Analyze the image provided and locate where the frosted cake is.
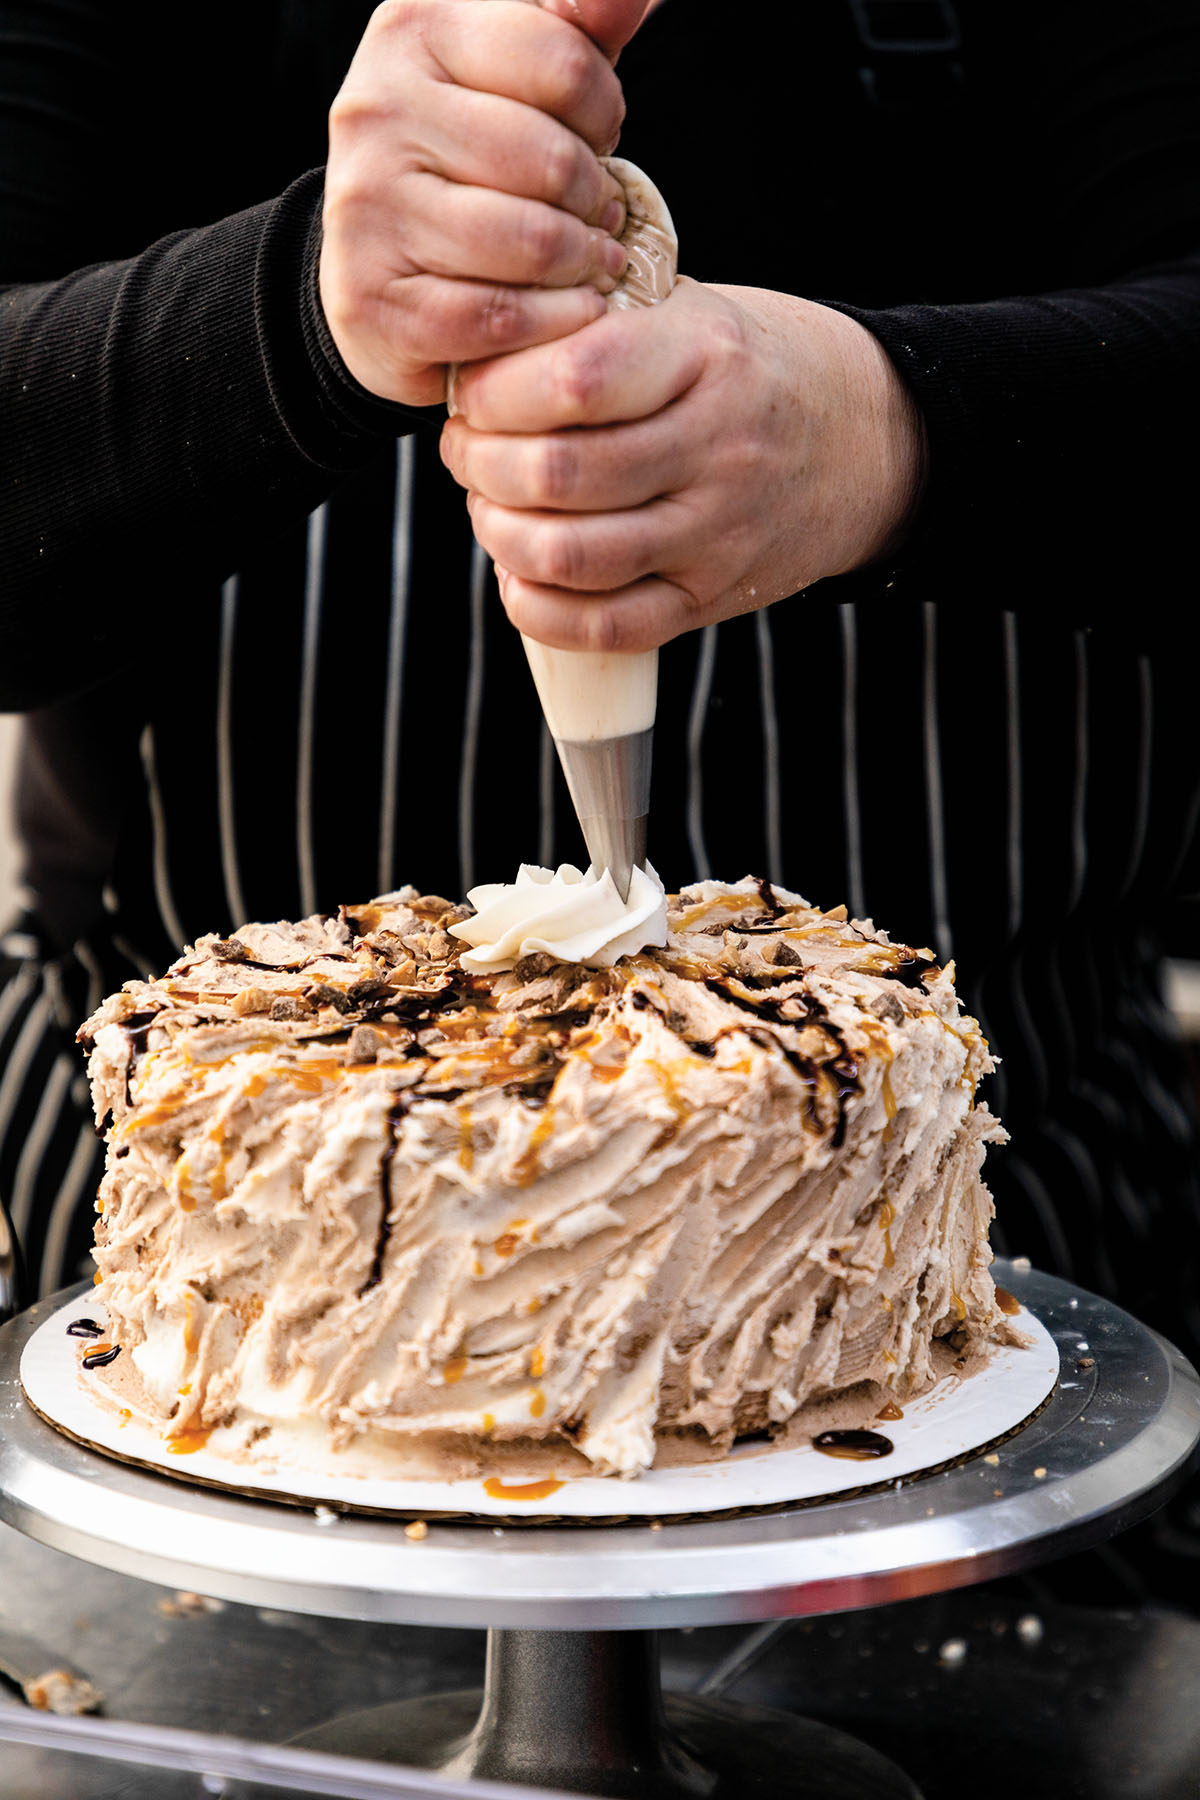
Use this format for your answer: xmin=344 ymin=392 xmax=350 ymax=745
xmin=78 ymin=874 xmax=1008 ymax=1480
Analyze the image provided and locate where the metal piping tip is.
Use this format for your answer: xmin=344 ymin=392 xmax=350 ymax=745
xmin=552 ymin=729 xmax=654 ymax=905
xmin=579 ymin=813 xmax=647 ymax=905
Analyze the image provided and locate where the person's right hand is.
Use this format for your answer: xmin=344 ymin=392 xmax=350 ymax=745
xmin=319 ymin=0 xmax=645 ymax=408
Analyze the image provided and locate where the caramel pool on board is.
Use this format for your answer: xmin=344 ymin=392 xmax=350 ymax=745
xmin=482 ymin=1477 xmax=565 ymax=1502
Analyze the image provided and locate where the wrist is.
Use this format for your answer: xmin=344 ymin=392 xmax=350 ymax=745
xmin=818 ymin=303 xmax=928 ymax=573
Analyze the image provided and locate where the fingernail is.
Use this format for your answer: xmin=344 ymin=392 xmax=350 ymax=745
xmin=604 ymin=237 xmax=628 ymax=279
xmin=602 ymin=197 xmax=625 ymax=237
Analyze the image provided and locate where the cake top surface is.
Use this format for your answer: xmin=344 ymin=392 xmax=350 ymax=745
xmin=78 ymin=878 xmax=956 ymax=1131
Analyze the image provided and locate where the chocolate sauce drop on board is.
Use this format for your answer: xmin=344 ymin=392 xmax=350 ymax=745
xmin=66 ymin=1318 xmax=104 ymax=1338
xmin=813 ymin=1429 xmax=894 ymax=1460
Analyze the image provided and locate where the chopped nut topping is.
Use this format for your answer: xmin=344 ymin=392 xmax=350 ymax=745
xmin=870 ymin=993 xmax=905 ymax=1025
xmin=270 ymin=997 xmax=312 ymax=1022
xmin=232 ymin=988 xmax=271 ymax=1018
xmin=514 ymin=952 xmax=558 ymax=982
xmin=347 ymin=1025 xmax=385 ymax=1062
xmin=211 ymin=938 xmax=251 ymax=963
xmin=306 ymin=984 xmax=353 ymax=1015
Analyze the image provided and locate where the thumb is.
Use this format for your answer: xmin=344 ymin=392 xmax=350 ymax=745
xmin=536 ymin=0 xmax=652 ymax=61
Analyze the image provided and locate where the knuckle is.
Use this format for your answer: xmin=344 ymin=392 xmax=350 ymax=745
xmin=550 ymin=338 xmax=607 ymax=417
xmin=370 ymin=0 xmax=423 ymax=40
xmin=538 ymin=521 xmax=584 ymax=588
xmin=530 ymin=438 xmax=578 ymax=506
xmin=710 ymin=305 xmax=754 ymax=370
xmin=478 ymin=286 xmax=527 ymax=347
xmin=517 ymin=204 xmax=568 ymax=282
xmin=545 ymin=29 xmax=596 ymax=114
xmin=539 ymin=133 xmax=582 ymax=208
xmin=579 ymin=606 xmax=625 ymax=654
xmin=722 ymin=428 xmax=760 ymax=485
xmin=328 ymin=85 xmax=384 ymax=143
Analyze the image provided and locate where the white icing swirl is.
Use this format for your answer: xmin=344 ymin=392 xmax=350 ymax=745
xmin=449 ymin=863 xmax=668 ymax=973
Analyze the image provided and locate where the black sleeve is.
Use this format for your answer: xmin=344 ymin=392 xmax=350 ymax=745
xmin=830 ymin=258 xmax=1200 ymax=636
xmin=825 ymin=5 xmax=1200 ymax=638
xmin=0 ymin=3 xmax=418 ymax=710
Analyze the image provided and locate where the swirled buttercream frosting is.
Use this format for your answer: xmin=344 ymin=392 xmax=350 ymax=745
xmin=78 ymin=878 xmax=1011 ymax=1484
xmin=450 ymin=862 xmax=668 ymax=974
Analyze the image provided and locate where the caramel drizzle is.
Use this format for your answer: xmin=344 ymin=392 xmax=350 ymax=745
xmin=482 ymin=1477 xmax=563 ymax=1501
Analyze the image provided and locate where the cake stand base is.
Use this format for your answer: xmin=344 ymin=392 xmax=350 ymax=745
xmin=284 ymin=1628 xmax=923 ymax=1798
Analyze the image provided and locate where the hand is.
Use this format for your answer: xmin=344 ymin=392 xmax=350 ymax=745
xmin=319 ymin=0 xmax=647 ymax=407
xmin=440 ymin=280 xmax=928 ymax=649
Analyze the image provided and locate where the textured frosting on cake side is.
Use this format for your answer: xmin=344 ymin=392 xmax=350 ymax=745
xmin=79 ymin=879 xmax=1007 ymax=1478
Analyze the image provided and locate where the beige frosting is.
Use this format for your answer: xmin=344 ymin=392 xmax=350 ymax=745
xmin=80 ymin=880 xmax=1007 ymax=1479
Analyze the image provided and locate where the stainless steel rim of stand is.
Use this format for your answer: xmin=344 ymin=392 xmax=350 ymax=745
xmin=281 ymin=1627 xmax=923 ymax=1799
xmin=6 ymin=1264 xmax=1200 ymax=1799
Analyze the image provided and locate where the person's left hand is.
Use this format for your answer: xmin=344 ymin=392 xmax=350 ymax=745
xmin=440 ymin=279 xmax=926 ymax=651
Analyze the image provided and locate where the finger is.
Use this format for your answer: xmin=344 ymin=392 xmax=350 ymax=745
xmin=441 ymin=411 xmax=693 ymax=511
xmin=467 ymin=489 xmax=698 ymax=592
xmin=454 ymin=283 xmax=704 ymax=430
xmin=496 ymin=566 xmax=699 ymax=653
xmin=331 ymin=275 xmax=608 ymax=401
xmin=398 ymin=172 xmax=626 ymax=290
xmin=428 ymin=1 xmax=626 ymax=151
xmin=419 ymin=84 xmax=625 ymax=227
xmin=532 ymin=0 xmax=653 ymax=63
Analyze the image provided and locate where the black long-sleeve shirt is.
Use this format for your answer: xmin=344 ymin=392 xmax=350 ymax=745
xmin=2 ymin=0 xmax=1200 ymax=1483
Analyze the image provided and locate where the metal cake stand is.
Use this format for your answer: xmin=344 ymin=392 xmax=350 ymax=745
xmin=2 ymin=1261 xmax=1198 ymax=1799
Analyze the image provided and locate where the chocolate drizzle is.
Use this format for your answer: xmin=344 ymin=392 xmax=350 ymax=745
xmin=813 ymin=1428 xmax=894 ymax=1460
xmin=360 ymin=1098 xmax=409 ymax=1296
xmin=701 ymin=976 xmax=860 ymax=1141
xmin=65 ymin=1317 xmax=104 ymax=1339
xmin=119 ymin=1011 xmax=164 ymax=1106
xmin=703 ymin=976 xmax=821 ymax=1032
xmin=755 ymin=877 xmax=784 ymax=914
xmin=81 ymin=1343 xmax=121 ymax=1370
xmin=876 ymin=956 xmax=935 ymax=990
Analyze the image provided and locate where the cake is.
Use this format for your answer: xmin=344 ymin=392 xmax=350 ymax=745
xmin=78 ymin=874 xmax=1008 ymax=1480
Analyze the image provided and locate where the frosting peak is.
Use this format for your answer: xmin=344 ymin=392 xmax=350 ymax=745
xmin=449 ymin=863 xmax=668 ymax=973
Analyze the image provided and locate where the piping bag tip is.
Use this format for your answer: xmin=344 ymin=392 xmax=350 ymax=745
xmin=552 ymin=730 xmax=653 ymax=908
xmin=581 ymin=814 xmax=649 ymax=905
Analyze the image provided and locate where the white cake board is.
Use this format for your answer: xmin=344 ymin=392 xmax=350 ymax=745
xmin=20 ymin=1294 xmax=1058 ymax=1520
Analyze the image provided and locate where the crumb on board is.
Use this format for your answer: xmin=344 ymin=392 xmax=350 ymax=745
xmin=25 ymin=1669 xmax=103 ymax=1715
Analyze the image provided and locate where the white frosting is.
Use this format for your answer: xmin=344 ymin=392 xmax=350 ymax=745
xmin=449 ymin=862 xmax=668 ymax=973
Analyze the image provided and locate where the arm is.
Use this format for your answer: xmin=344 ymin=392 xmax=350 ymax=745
xmin=0 ymin=172 xmax=401 ymax=709
xmin=0 ymin=0 xmax=637 ymax=708
xmin=443 ymin=4 xmax=1200 ymax=650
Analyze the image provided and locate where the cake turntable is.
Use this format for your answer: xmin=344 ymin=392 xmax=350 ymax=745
xmin=1 ymin=1260 xmax=1197 ymax=1799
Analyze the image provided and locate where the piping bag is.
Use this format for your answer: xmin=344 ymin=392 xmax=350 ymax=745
xmin=522 ymin=158 xmax=677 ymax=901
xmin=452 ymin=158 xmax=678 ymax=901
